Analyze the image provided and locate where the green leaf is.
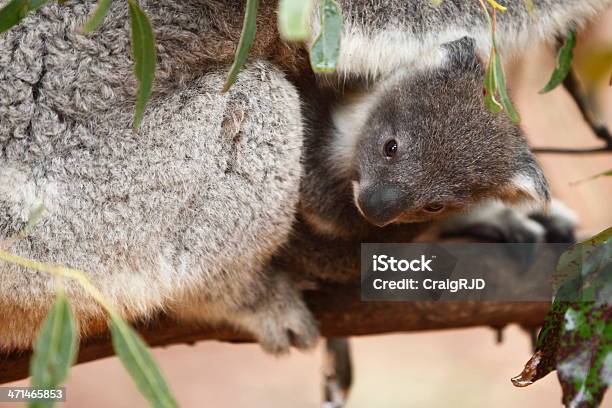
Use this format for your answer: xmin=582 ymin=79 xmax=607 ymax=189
xmin=557 ymin=303 xmax=611 ymax=407
xmin=278 ymin=0 xmax=313 ymax=41
xmin=29 ymin=292 xmax=77 ymax=408
xmin=582 ymin=169 xmax=612 ymax=181
xmin=484 ymin=51 xmax=502 ymax=114
xmin=555 ymin=228 xmax=611 ymax=298
xmin=492 ymin=49 xmax=521 ymax=123
xmin=479 ymin=3 xmax=520 ymax=123
xmin=540 ymin=31 xmax=577 ymax=94
xmin=81 ymin=0 xmax=113 ymax=33
xmin=110 ymin=315 xmax=178 ymax=408
xmin=513 ymin=228 xmax=612 ymax=407
xmin=0 ymin=0 xmax=49 ymax=34
xmin=577 ymin=48 xmax=612 ymax=88
xmin=128 ymin=0 xmax=156 ymax=129
xmin=222 ymin=0 xmax=258 ymax=92
xmin=309 ymin=0 xmax=342 ymax=73
xmin=599 ymin=169 xmax=612 ymax=177
xmin=27 ymin=0 xmax=47 ymax=11
xmin=574 ymin=169 xmax=612 ymax=185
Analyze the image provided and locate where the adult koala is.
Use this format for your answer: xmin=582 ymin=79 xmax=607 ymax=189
xmin=0 ymin=0 xmax=608 ymax=354
xmin=0 ymin=0 xmax=315 ymax=354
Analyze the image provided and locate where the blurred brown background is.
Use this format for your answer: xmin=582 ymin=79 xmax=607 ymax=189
xmin=3 ymin=10 xmax=611 ymax=408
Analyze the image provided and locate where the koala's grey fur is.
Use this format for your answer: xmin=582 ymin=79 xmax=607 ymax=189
xmin=323 ymin=0 xmax=612 ymax=79
xmin=0 ymin=0 xmax=608 ymax=354
xmin=0 ymin=0 xmax=317 ymax=353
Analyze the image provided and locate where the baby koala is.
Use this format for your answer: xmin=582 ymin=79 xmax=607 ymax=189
xmin=299 ymin=37 xmax=549 ymax=241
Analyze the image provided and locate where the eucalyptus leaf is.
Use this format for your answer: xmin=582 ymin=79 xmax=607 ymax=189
xmin=480 ymin=3 xmax=520 ymax=123
xmin=492 ymin=50 xmax=521 ymax=123
xmin=484 ymin=51 xmax=502 ymax=113
xmin=513 ymin=228 xmax=612 ymax=408
xmin=27 ymin=0 xmax=47 ymax=11
xmin=128 ymin=0 xmax=156 ymax=130
xmin=81 ymin=0 xmax=113 ymax=33
xmin=557 ymin=303 xmax=611 ymax=407
xmin=556 ymin=228 xmax=612 ymax=290
xmin=578 ymin=48 xmax=612 ymax=87
xmin=540 ymin=31 xmax=577 ymax=94
xmin=278 ymin=0 xmax=313 ymax=41
xmin=222 ymin=0 xmax=258 ymax=92
xmin=29 ymin=292 xmax=77 ymax=408
xmin=110 ymin=316 xmax=179 ymax=408
xmin=309 ymin=0 xmax=342 ymax=73
xmin=575 ymin=169 xmax=612 ymax=185
xmin=0 ymin=0 xmax=49 ymax=34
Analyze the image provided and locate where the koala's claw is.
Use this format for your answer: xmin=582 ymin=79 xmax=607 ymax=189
xmin=528 ymin=199 xmax=578 ymax=244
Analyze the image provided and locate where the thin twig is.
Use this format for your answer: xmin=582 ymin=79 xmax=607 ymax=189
xmin=562 ymin=67 xmax=612 ymax=148
xmin=532 ymin=41 xmax=612 ymax=156
xmin=531 ymin=146 xmax=611 ymax=154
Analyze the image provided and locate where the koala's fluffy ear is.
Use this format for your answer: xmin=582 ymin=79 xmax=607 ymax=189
xmin=498 ymin=153 xmax=551 ymax=209
xmin=442 ymin=36 xmax=481 ymax=69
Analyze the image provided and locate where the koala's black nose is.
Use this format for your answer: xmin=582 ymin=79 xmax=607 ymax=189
xmin=357 ymin=184 xmax=403 ymax=227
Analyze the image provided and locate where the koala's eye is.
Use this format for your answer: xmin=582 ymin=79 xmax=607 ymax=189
xmin=423 ymin=203 xmax=444 ymax=213
xmin=383 ymin=139 xmax=398 ymax=158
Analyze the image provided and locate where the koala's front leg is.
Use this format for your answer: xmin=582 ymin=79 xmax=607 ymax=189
xmin=425 ymin=200 xmax=578 ymax=244
xmin=174 ymin=266 xmax=319 ymax=354
xmin=233 ymin=269 xmax=319 ymax=353
xmin=149 ymin=61 xmax=320 ymax=354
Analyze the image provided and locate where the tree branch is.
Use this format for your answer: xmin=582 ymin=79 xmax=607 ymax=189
xmin=0 ymin=283 xmax=551 ymax=384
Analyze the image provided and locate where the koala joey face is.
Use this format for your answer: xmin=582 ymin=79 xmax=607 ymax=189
xmin=342 ymin=38 xmax=549 ymax=227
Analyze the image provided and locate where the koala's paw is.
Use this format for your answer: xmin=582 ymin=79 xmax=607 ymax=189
xmin=437 ymin=201 xmax=544 ymax=243
xmin=528 ymin=199 xmax=578 ymax=244
xmin=247 ymin=299 xmax=319 ymax=355
xmin=437 ymin=199 xmax=578 ymax=244
xmin=238 ymin=277 xmax=319 ymax=354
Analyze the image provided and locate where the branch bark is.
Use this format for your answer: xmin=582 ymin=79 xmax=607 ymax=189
xmin=0 ymin=283 xmax=550 ymax=384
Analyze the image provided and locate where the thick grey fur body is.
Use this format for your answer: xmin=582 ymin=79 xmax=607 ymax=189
xmin=0 ymin=0 xmax=607 ymax=353
xmin=0 ymin=0 xmax=316 ymax=353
